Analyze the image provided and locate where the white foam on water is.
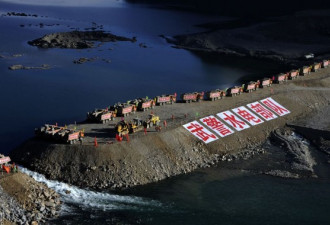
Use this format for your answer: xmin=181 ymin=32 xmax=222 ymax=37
xmin=20 ymin=167 xmax=162 ymax=211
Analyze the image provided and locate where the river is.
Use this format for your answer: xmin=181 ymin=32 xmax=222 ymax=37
xmin=1 ymin=1 xmax=329 ymax=224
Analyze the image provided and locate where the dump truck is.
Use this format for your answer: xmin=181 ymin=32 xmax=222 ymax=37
xmin=205 ymin=89 xmax=225 ymax=101
xmin=275 ymin=73 xmax=288 ymax=83
xmin=261 ymin=78 xmax=272 ymax=88
xmin=145 ymin=114 xmax=160 ymax=128
xmin=35 ymin=124 xmax=64 ymax=138
xmin=136 ymin=98 xmax=154 ymax=111
xmin=87 ymin=108 xmax=115 ymax=124
xmin=312 ymin=62 xmax=321 ymax=72
xmin=111 ymin=103 xmax=136 ymax=117
xmin=244 ymin=82 xmax=258 ymax=93
xmin=321 ymin=60 xmax=329 ymax=68
xmin=115 ymin=120 xmax=130 ymax=136
xmin=300 ymin=66 xmax=311 ymax=76
xmin=227 ymin=86 xmax=242 ymax=96
xmin=181 ymin=92 xmax=204 ymax=103
xmin=154 ymin=94 xmax=177 ymax=105
xmin=55 ymin=129 xmax=84 ymax=144
xmin=288 ymin=70 xmax=299 ymax=80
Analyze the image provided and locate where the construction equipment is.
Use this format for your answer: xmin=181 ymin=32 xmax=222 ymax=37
xmin=227 ymin=86 xmax=242 ymax=96
xmin=134 ymin=98 xmax=154 ymax=111
xmin=288 ymin=70 xmax=299 ymax=80
xmin=35 ymin=124 xmax=83 ymax=144
xmin=205 ymin=89 xmax=225 ymax=101
xmin=243 ymin=81 xmax=258 ymax=93
xmin=300 ymin=66 xmax=311 ymax=76
xmin=115 ymin=120 xmax=130 ymax=136
xmin=260 ymin=78 xmax=272 ymax=88
xmin=275 ymin=73 xmax=288 ymax=83
xmin=35 ymin=124 xmax=64 ymax=138
xmin=128 ymin=118 xmax=145 ymax=133
xmin=154 ymin=94 xmax=177 ymax=105
xmin=87 ymin=108 xmax=115 ymax=124
xmin=55 ymin=129 xmax=84 ymax=144
xmin=111 ymin=103 xmax=136 ymax=117
xmin=321 ymin=60 xmax=329 ymax=68
xmin=312 ymin=62 xmax=321 ymax=72
xmin=181 ymin=92 xmax=204 ymax=103
xmin=145 ymin=114 xmax=160 ymax=128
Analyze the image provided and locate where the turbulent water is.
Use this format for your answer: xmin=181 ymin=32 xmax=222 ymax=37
xmin=1 ymin=1 xmax=330 ymax=224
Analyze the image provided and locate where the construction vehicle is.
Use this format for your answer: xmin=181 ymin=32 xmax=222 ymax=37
xmin=321 ymin=60 xmax=329 ymax=68
xmin=54 ymin=128 xmax=84 ymax=144
xmin=111 ymin=103 xmax=136 ymax=117
xmin=205 ymin=89 xmax=225 ymax=101
xmin=145 ymin=114 xmax=160 ymax=128
xmin=128 ymin=118 xmax=145 ymax=133
xmin=181 ymin=92 xmax=204 ymax=103
xmin=300 ymin=66 xmax=311 ymax=76
xmin=312 ymin=62 xmax=321 ymax=72
xmin=260 ymin=78 xmax=272 ymax=88
xmin=154 ymin=94 xmax=177 ymax=105
xmin=87 ymin=108 xmax=115 ymax=124
xmin=135 ymin=98 xmax=154 ymax=111
xmin=275 ymin=73 xmax=288 ymax=83
xmin=227 ymin=86 xmax=243 ymax=96
xmin=35 ymin=124 xmax=64 ymax=139
xmin=115 ymin=120 xmax=130 ymax=136
xmin=288 ymin=70 xmax=299 ymax=80
xmin=243 ymin=81 xmax=258 ymax=93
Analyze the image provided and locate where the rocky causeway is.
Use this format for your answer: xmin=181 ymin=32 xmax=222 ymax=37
xmin=10 ymin=66 xmax=330 ymax=191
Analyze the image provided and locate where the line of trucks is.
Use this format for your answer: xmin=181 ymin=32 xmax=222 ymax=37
xmin=35 ymin=59 xmax=329 ymax=144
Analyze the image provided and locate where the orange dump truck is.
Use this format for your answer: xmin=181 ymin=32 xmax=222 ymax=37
xmin=87 ymin=108 xmax=116 ymax=124
xmin=35 ymin=124 xmax=84 ymax=144
xmin=111 ymin=103 xmax=136 ymax=117
xmin=55 ymin=129 xmax=84 ymax=144
xmin=205 ymin=89 xmax=225 ymax=101
xmin=300 ymin=66 xmax=311 ymax=76
xmin=154 ymin=94 xmax=177 ymax=105
xmin=181 ymin=92 xmax=204 ymax=103
xmin=275 ymin=73 xmax=288 ymax=83
xmin=312 ymin=62 xmax=321 ymax=72
xmin=288 ymin=70 xmax=299 ymax=80
xmin=35 ymin=124 xmax=64 ymax=138
xmin=261 ymin=78 xmax=272 ymax=88
xmin=227 ymin=86 xmax=243 ymax=96
xmin=321 ymin=60 xmax=329 ymax=68
xmin=244 ymin=82 xmax=258 ymax=93
xmin=137 ymin=99 xmax=155 ymax=111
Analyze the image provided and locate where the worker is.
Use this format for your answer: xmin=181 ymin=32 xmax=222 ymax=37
xmin=163 ymin=120 xmax=167 ymax=128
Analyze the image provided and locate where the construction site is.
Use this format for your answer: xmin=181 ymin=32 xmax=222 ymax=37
xmin=32 ymin=60 xmax=329 ymax=146
xmin=10 ymin=58 xmax=330 ymax=191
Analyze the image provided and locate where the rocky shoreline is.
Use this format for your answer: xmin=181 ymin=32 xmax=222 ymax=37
xmin=0 ymin=172 xmax=61 ymax=225
xmin=168 ymin=9 xmax=330 ymax=65
xmin=10 ymin=66 xmax=330 ymax=191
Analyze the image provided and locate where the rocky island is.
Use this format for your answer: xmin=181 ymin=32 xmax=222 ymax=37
xmin=28 ymin=31 xmax=136 ymax=49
